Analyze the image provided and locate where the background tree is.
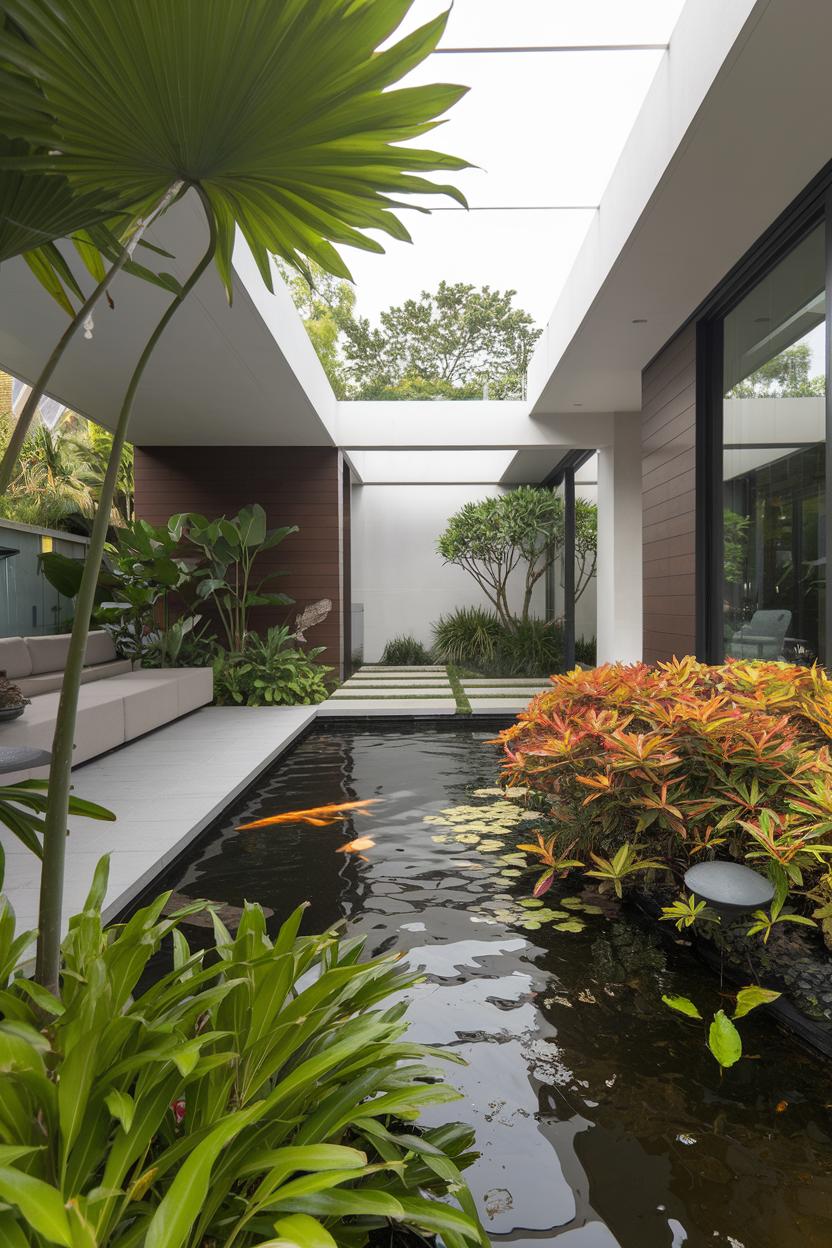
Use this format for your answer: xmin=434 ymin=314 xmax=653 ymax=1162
xmin=284 ymin=276 xmax=541 ymax=399
xmin=276 ymin=261 xmax=357 ymax=398
xmin=727 ymin=343 xmax=825 ymax=397
xmin=438 ymin=487 xmax=597 ymax=630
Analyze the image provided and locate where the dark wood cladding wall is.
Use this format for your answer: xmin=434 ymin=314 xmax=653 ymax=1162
xmin=642 ymin=323 xmax=697 ymax=662
xmin=134 ymin=446 xmax=346 ymax=673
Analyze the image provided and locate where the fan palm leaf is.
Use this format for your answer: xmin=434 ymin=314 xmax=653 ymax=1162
xmin=0 ymin=0 xmax=470 ymax=296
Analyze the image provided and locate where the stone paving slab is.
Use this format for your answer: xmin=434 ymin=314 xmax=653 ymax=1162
xmin=330 ymin=689 xmax=452 ymax=699
xmin=466 ymin=698 xmax=533 ymax=714
xmin=347 ymin=676 xmax=452 ymax=685
xmin=318 ymin=698 xmax=457 ymax=717
xmin=1 ymin=705 xmax=318 ymax=941
xmin=358 ymin=665 xmax=445 ymax=672
xmin=461 ymin=678 xmax=551 ymax=687
xmin=462 ymin=686 xmax=544 ymax=698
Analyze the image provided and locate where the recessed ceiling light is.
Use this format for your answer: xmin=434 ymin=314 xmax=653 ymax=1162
xmin=573 ymin=403 xmax=583 ymax=408
xmin=632 ymin=318 xmax=648 ymax=324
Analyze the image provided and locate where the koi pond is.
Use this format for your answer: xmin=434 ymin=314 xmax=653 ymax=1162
xmin=140 ymin=722 xmax=832 ymax=1247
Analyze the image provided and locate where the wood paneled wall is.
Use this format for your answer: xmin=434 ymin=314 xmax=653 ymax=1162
xmin=641 ymin=324 xmax=697 ymax=662
xmin=134 ymin=446 xmax=347 ymax=674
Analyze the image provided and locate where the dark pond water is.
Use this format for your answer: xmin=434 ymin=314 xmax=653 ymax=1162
xmin=142 ymin=722 xmax=832 ymax=1248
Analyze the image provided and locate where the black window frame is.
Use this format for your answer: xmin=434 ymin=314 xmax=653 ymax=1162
xmin=695 ymin=162 xmax=832 ymax=662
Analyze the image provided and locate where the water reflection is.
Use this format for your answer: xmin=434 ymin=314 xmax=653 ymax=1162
xmin=143 ymin=724 xmax=832 ymax=1247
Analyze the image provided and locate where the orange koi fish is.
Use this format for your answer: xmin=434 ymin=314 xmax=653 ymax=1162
xmin=236 ymin=798 xmax=380 ymax=831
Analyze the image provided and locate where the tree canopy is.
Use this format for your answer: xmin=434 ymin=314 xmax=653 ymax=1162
xmin=728 ymin=343 xmax=825 ymax=398
xmin=283 ymin=270 xmax=541 ymax=400
xmin=437 ymin=487 xmax=597 ymax=628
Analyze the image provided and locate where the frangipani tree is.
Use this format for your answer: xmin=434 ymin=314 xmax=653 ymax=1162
xmin=0 ymin=0 xmax=469 ymax=988
xmin=438 ymin=487 xmax=597 ymax=630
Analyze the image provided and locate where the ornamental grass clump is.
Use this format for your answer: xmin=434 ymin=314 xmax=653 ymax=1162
xmin=497 ymin=657 xmax=832 ymax=932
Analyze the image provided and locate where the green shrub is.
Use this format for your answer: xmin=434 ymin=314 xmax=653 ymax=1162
xmin=213 ymin=626 xmax=331 ymax=706
xmin=494 ymin=617 xmax=562 ymax=677
xmin=575 ymin=635 xmax=596 ymax=666
xmin=380 ymin=635 xmax=433 ymax=665
xmin=432 ymin=606 xmax=502 ymax=667
xmin=0 ymin=858 xmax=487 ymax=1247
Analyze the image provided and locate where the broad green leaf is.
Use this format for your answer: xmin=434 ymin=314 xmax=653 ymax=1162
xmin=2 ymin=0 xmax=470 ymax=298
xmin=105 ymin=1090 xmax=136 ymax=1134
xmin=661 ymin=995 xmax=702 ymax=1020
xmin=0 ymin=1211 xmax=29 ymax=1248
xmin=708 ymin=1010 xmax=742 ymax=1069
xmin=733 ymin=986 xmax=781 ymax=1019
xmin=0 ymin=1165 xmax=72 ymax=1246
xmin=270 ymin=1213 xmax=337 ymax=1248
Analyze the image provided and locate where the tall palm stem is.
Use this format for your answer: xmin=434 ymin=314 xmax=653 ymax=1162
xmin=0 ymin=182 xmax=183 ymax=495
xmin=35 ymin=193 xmax=216 ymax=990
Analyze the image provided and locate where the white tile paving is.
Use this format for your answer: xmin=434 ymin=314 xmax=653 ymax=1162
xmin=1 ymin=706 xmax=317 ymax=938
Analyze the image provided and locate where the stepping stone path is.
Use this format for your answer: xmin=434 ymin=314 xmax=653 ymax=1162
xmin=318 ymin=667 xmax=552 ymax=717
xmin=319 ymin=665 xmax=457 ymax=716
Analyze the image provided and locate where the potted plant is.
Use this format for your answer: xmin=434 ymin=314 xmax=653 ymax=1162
xmin=0 ymin=669 xmax=28 ymax=722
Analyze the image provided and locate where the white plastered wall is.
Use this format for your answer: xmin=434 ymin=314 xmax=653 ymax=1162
xmin=351 ymin=483 xmax=551 ymax=661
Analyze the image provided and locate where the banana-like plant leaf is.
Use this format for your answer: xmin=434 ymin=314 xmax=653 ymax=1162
xmin=0 ymin=0 xmax=471 ymax=298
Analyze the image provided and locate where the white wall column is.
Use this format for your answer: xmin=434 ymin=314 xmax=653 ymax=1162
xmin=596 ymin=411 xmax=643 ymax=664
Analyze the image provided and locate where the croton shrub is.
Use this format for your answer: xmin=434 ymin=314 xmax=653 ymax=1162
xmin=498 ymin=657 xmax=832 ymax=940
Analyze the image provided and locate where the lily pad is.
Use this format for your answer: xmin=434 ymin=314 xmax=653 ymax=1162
xmin=582 ymin=904 xmax=604 ymax=916
xmin=560 ymin=898 xmax=585 ymax=911
xmin=471 ymin=787 xmax=504 ymax=797
xmin=522 ymin=920 xmax=542 ymax=931
xmin=499 ymin=869 xmax=523 ymax=878
xmin=455 ymin=833 xmax=481 ymax=844
xmin=477 ymin=840 xmax=505 ymax=852
xmin=553 ymin=920 xmax=586 ymax=933
xmin=520 ymin=898 xmax=543 ymax=908
xmin=431 ymin=834 xmax=450 ymax=843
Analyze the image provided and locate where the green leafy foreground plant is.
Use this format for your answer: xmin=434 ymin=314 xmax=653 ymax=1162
xmin=213 ymin=627 xmax=332 ymax=707
xmin=662 ymin=985 xmax=781 ymax=1071
xmin=0 ymin=858 xmax=487 ymax=1247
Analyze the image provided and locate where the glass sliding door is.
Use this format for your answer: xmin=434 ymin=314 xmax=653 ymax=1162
xmin=721 ymin=224 xmax=826 ymax=664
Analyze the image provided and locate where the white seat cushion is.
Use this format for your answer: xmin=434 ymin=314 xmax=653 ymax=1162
xmin=0 ymin=637 xmax=32 ymax=680
xmin=0 ymin=682 xmax=127 ymax=781
xmin=24 ymin=634 xmax=71 ymax=675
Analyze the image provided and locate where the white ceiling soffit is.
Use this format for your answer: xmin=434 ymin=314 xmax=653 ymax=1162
xmin=333 ymin=401 xmax=614 ymax=451
xmin=527 ymin=0 xmax=832 ymax=416
xmin=0 ymin=192 xmax=337 ymax=446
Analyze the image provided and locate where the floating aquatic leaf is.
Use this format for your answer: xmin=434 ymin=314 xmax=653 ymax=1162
xmin=560 ymin=898 xmax=585 ymax=911
xmin=520 ymin=898 xmax=543 ymax=909
xmin=431 ymin=834 xmax=450 ymax=843
xmin=553 ymin=920 xmax=585 ymax=933
xmin=522 ymin=920 xmax=542 ymax=930
xmin=500 ymin=869 xmax=523 ymax=878
xmin=471 ymin=787 xmax=504 ymax=797
xmin=455 ymin=833 xmax=481 ymax=844
xmin=582 ymin=904 xmax=604 ymax=915
xmin=477 ymin=840 xmax=504 ymax=852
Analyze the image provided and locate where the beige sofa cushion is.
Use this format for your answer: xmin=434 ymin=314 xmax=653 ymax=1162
xmin=80 ymin=658 xmax=132 ymax=684
xmin=25 ymin=634 xmax=71 ymax=675
xmin=16 ymin=671 xmax=64 ymax=698
xmin=84 ymin=630 xmax=117 ymax=667
xmin=130 ymin=667 xmax=214 ymax=715
xmin=0 ymin=681 xmax=126 ymax=781
xmin=0 ymin=637 xmax=33 ymax=680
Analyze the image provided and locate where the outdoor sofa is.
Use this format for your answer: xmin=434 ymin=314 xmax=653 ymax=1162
xmin=0 ymin=631 xmax=213 ymax=782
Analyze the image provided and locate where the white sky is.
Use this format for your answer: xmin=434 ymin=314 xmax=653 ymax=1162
xmin=341 ymin=0 xmax=687 ymax=327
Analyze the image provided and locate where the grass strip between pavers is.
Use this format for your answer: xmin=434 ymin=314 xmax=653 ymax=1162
xmin=446 ymin=664 xmax=471 ymax=715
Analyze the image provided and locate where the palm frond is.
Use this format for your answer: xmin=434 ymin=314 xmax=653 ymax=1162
xmin=0 ymin=0 xmax=471 ymax=298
